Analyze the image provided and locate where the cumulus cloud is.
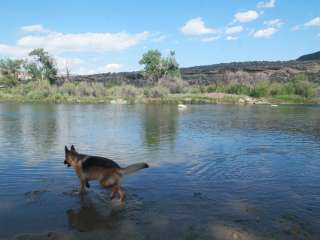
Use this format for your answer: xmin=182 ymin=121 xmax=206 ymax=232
xmin=304 ymin=17 xmax=320 ymax=27
xmin=226 ymin=36 xmax=238 ymax=41
xmin=253 ymin=27 xmax=278 ymax=38
xmin=180 ymin=17 xmax=215 ymax=35
xmin=151 ymin=34 xmax=167 ymax=42
xmin=0 ymin=44 xmax=30 ymax=58
xmin=104 ymin=63 xmax=123 ymax=72
xmin=75 ymin=63 xmax=123 ymax=75
xmin=20 ymin=24 xmax=50 ymax=33
xmin=55 ymin=56 xmax=84 ymax=73
xmin=264 ymin=19 xmax=283 ymax=28
xmin=234 ymin=10 xmax=259 ymax=23
xmin=225 ymin=26 xmax=244 ymax=34
xmin=17 ymin=31 xmax=149 ymax=53
xmin=257 ymin=0 xmax=276 ymax=9
xmin=201 ymin=36 xmax=221 ymax=42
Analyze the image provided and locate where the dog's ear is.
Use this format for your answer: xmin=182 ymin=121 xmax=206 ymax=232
xmin=71 ymin=145 xmax=76 ymax=152
xmin=65 ymin=145 xmax=69 ymax=153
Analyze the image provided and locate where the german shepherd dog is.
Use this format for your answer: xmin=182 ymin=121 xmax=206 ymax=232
xmin=64 ymin=145 xmax=149 ymax=202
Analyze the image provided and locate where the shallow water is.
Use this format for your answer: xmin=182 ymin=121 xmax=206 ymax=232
xmin=0 ymin=103 xmax=320 ymax=239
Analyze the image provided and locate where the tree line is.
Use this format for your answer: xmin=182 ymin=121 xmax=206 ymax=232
xmin=0 ymin=48 xmax=181 ymax=87
xmin=0 ymin=48 xmax=58 ymax=86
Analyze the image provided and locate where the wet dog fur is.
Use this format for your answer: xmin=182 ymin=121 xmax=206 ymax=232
xmin=64 ymin=145 xmax=149 ymax=201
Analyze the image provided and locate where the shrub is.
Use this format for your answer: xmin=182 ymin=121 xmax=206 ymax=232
xmin=120 ymin=85 xmax=142 ymax=99
xmin=293 ymin=80 xmax=316 ymax=98
xmin=184 ymin=86 xmax=201 ymax=94
xmin=159 ymin=77 xmax=188 ymax=94
xmin=250 ymin=81 xmax=269 ymax=97
xmin=144 ymin=86 xmax=169 ymax=98
xmin=226 ymin=83 xmax=251 ymax=95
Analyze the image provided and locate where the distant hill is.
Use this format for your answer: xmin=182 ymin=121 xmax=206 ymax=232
xmin=297 ymin=51 xmax=320 ymax=61
xmin=69 ymin=54 xmax=320 ymax=86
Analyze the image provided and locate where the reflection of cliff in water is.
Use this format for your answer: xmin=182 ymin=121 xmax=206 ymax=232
xmin=201 ymin=105 xmax=320 ymax=138
xmin=143 ymin=104 xmax=178 ymax=146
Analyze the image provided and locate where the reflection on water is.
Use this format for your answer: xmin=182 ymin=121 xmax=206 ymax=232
xmin=143 ymin=104 xmax=178 ymax=146
xmin=66 ymin=194 xmax=126 ymax=232
xmin=0 ymin=103 xmax=320 ymax=239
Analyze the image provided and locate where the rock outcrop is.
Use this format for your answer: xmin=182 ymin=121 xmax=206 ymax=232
xmin=69 ymin=60 xmax=320 ymax=86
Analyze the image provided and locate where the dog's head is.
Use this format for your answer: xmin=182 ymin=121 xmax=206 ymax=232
xmin=64 ymin=145 xmax=78 ymax=167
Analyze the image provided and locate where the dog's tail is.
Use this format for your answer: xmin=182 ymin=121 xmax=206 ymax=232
xmin=119 ymin=163 xmax=149 ymax=175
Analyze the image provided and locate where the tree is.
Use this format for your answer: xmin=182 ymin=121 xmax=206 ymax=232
xmin=0 ymin=59 xmax=24 ymax=86
xmin=139 ymin=49 xmax=181 ymax=84
xmin=27 ymin=48 xmax=58 ymax=84
xmin=161 ymin=51 xmax=180 ymax=79
xmin=139 ymin=49 xmax=163 ymax=83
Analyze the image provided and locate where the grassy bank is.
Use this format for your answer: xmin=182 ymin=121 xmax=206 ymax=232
xmin=0 ymin=80 xmax=319 ymax=104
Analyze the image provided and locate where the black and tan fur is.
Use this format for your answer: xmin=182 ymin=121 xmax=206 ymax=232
xmin=64 ymin=145 xmax=149 ymax=201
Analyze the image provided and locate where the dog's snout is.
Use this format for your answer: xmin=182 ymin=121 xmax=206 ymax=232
xmin=64 ymin=160 xmax=71 ymax=167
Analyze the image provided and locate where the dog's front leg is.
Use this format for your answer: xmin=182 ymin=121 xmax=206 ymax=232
xmin=79 ymin=179 xmax=86 ymax=194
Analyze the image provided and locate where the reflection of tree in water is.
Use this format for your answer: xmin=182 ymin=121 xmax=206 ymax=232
xmin=26 ymin=104 xmax=58 ymax=152
xmin=143 ymin=105 xmax=178 ymax=146
xmin=0 ymin=104 xmax=59 ymax=164
xmin=0 ymin=104 xmax=24 ymax=147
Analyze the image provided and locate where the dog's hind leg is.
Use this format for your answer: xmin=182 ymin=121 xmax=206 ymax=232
xmin=110 ymin=185 xmax=118 ymax=200
xmin=118 ymin=186 xmax=126 ymax=202
xmin=110 ymin=185 xmax=125 ymax=201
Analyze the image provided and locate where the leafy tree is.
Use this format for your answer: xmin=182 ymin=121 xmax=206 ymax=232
xmin=162 ymin=50 xmax=180 ymax=79
xmin=139 ymin=49 xmax=163 ymax=83
xmin=0 ymin=59 xmax=24 ymax=86
xmin=27 ymin=48 xmax=58 ymax=84
xmin=23 ymin=61 xmax=41 ymax=82
xmin=139 ymin=49 xmax=181 ymax=84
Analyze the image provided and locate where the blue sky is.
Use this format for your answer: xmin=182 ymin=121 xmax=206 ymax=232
xmin=0 ymin=0 xmax=319 ymax=74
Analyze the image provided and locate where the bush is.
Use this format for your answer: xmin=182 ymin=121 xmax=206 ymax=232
xmin=159 ymin=77 xmax=188 ymax=93
xmin=184 ymin=86 xmax=201 ymax=94
xmin=120 ymin=85 xmax=142 ymax=99
xmin=226 ymin=84 xmax=251 ymax=95
xmin=144 ymin=86 xmax=169 ymax=98
xmin=250 ymin=81 xmax=269 ymax=97
xmin=206 ymin=85 xmax=217 ymax=93
xmin=293 ymin=80 xmax=316 ymax=98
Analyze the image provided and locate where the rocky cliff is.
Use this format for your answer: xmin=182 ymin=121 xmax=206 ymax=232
xmin=70 ymin=60 xmax=320 ymax=86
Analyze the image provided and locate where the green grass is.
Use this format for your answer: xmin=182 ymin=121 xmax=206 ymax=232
xmin=0 ymin=80 xmax=319 ymax=104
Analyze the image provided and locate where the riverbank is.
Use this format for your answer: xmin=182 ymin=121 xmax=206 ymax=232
xmin=0 ymin=92 xmax=318 ymax=105
xmin=0 ymin=81 xmax=318 ymax=104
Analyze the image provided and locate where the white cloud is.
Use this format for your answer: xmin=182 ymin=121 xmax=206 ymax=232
xmin=55 ymin=56 xmax=84 ymax=73
xmin=257 ymin=0 xmax=276 ymax=9
xmin=180 ymin=17 xmax=215 ymax=35
xmin=20 ymin=24 xmax=50 ymax=33
xmin=254 ymin=27 xmax=278 ymax=38
xmin=264 ymin=19 xmax=283 ymax=28
xmin=225 ymin=26 xmax=244 ymax=34
xmin=291 ymin=25 xmax=302 ymax=31
xmin=226 ymin=36 xmax=238 ymax=41
xmin=17 ymin=31 xmax=149 ymax=53
xmin=0 ymin=44 xmax=30 ymax=58
xmin=305 ymin=17 xmax=320 ymax=27
xmin=75 ymin=63 xmax=123 ymax=75
xmin=151 ymin=34 xmax=167 ymax=42
xmin=201 ymin=36 xmax=221 ymax=42
xmin=234 ymin=10 xmax=259 ymax=23
xmin=104 ymin=63 xmax=123 ymax=73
